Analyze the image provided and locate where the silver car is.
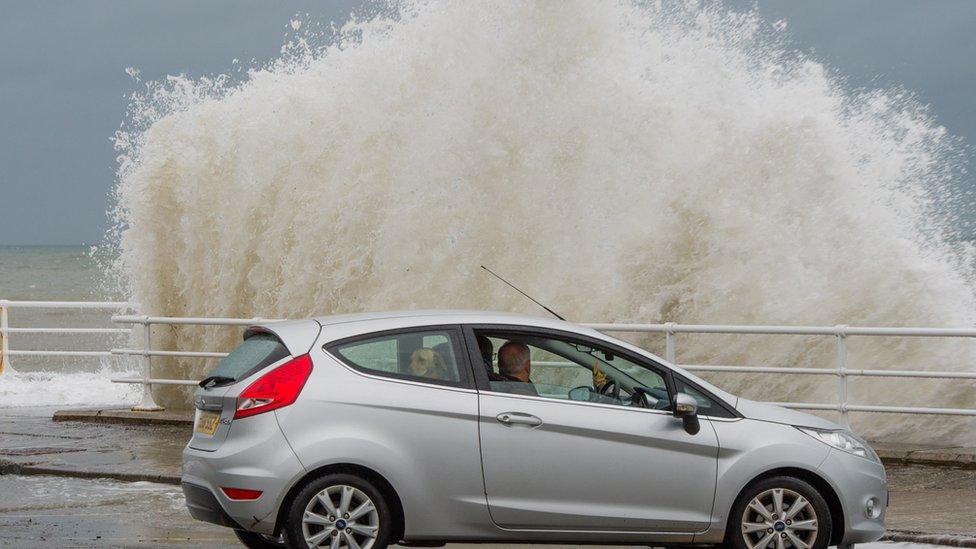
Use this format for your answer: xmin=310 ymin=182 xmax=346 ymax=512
xmin=182 ymin=311 xmax=886 ymax=549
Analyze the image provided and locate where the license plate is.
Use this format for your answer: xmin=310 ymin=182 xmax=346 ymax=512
xmin=195 ymin=411 xmax=221 ymax=436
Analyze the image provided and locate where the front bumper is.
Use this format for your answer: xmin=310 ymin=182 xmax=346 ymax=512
xmin=818 ymin=448 xmax=887 ymax=544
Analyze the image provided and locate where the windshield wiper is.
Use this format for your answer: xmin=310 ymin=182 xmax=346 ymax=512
xmin=198 ymin=375 xmax=235 ymax=389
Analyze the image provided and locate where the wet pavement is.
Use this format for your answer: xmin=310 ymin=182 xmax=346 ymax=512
xmin=886 ymin=465 xmax=976 ymax=537
xmin=1 ymin=407 xmax=975 ymax=546
xmin=0 ymin=475 xmax=236 ymax=547
xmin=0 ymin=477 xmax=959 ymax=549
xmin=0 ymin=407 xmax=184 ymax=483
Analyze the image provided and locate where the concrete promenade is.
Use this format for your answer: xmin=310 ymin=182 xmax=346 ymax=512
xmin=1 ymin=407 xmax=974 ymax=547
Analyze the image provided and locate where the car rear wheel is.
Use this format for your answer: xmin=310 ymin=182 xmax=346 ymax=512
xmin=728 ymin=476 xmax=832 ymax=549
xmin=284 ymin=473 xmax=393 ymax=549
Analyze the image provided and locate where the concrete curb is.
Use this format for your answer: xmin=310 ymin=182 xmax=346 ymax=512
xmin=877 ymin=449 xmax=976 ymax=469
xmin=884 ymin=530 xmax=976 ymax=547
xmin=52 ymin=408 xmax=192 ymax=427
xmin=0 ymin=458 xmax=181 ymax=485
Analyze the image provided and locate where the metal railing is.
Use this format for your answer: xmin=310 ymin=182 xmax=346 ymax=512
xmin=110 ymin=315 xmax=976 ymax=424
xmin=109 ymin=314 xmax=286 ymax=410
xmin=2 ymin=300 xmax=975 ymax=427
xmin=585 ymin=322 xmax=976 ymax=426
xmin=0 ymin=300 xmax=133 ymax=367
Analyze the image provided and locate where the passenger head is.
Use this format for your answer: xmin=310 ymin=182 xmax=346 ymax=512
xmin=409 ymin=348 xmax=448 ymax=379
xmin=497 ymin=341 xmax=531 ymax=382
xmin=476 ymin=335 xmax=493 ymax=367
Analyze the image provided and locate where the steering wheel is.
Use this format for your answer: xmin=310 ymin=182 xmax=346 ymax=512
xmin=629 ymin=387 xmax=650 ymax=408
xmin=597 ymin=378 xmax=620 ymax=401
xmin=631 ymin=386 xmax=672 ymax=410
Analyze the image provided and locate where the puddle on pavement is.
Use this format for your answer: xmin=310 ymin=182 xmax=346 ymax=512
xmin=0 ymin=475 xmax=185 ymax=514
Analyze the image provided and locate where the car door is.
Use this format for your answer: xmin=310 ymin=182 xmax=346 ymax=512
xmin=465 ymin=325 xmax=720 ymax=533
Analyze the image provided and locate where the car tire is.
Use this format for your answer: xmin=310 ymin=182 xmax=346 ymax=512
xmin=727 ymin=476 xmax=832 ymax=549
xmin=234 ymin=529 xmax=288 ymax=548
xmin=284 ymin=473 xmax=394 ymax=549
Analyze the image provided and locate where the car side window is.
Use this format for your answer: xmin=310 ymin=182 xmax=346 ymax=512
xmin=673 ymin=377 xmax=736 ymax=418
xmin=331 ymin=329 xmax=465 ymax=386
xmin=474 ymin=330 xmax=672 ymax=411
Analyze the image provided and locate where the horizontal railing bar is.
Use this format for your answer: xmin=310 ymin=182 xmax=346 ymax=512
xmin=0 ymin=300 xmax=131 ymax=309
xmin=6 ymin=350 xmax=113 ymax=357
xmin=847 ymin=369 xmax=976 ymax=380
xmin=778 ymin=403 xmax=841 ymax=411
xmin=681 ymin=365 xmax=976 ymax=380
xmin=683 ymin=365 xmax=835 ymax=375
xmin=585 ymin=323 xmax=837 ymax=335
xmin=111 ymin=349 xmax=228 ymax=359
xmin=584 ymin=323 xmax=976 ymax=337
xmin=2 ymin=327 xmax=131 ymax=334
xmin=111 ymin=377 xmax=200 ymax=386
xmin=741 ymin=402 xmax=976 ymax=416
xmin=112 ymin=315 xmax=283 ymax=326
xmin=845 ymin=404 xmax=976 ymax=416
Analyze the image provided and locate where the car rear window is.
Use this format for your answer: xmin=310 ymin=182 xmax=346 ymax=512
xmin=207 ymin=333 xmax=290 ymax=382
xmin=329 ymin=328 xmax=466 ymax=386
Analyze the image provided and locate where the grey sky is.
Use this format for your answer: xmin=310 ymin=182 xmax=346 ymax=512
xmin=1 ymin=0 xmax=974 ymax=245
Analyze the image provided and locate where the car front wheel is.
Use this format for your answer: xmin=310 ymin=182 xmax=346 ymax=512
xmin=284 ymin=473 xmax=393 ymax=549
xmin=728 ymin=476 xmax=832 ymax=549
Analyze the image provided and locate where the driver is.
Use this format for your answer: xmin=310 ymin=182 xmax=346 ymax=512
xmin=497 ymin=341 xmax=538 ymax=396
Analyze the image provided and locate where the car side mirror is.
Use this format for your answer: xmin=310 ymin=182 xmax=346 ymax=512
xmin=674 ymin=392 xmax=700 ymax=435
xmin=568 ymin=386 xmax=591 ymax=402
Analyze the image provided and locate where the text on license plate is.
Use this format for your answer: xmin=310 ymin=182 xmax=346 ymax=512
xmin=195 ymin=411 xmax=221 ymax=436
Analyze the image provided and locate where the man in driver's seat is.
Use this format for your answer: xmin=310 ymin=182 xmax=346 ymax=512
xmin=497 ymin=341 xmax=538 ymax=396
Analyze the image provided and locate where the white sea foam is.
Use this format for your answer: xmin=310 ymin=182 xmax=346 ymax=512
xmin=0 ymin=365 xmax=141 ymax=408
xmin=108 ymin=1 xmax=975 ymax=443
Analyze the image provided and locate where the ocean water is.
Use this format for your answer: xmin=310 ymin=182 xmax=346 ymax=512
xmin=0 ymin=246 xmax=141 ymax=407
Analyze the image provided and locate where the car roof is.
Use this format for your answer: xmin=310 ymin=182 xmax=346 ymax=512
xmin=313 ymin=309 xmax=587 ymax=330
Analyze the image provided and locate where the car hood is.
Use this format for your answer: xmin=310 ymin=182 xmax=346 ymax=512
xmin=735 ymin=398 xmax=842 ymax=430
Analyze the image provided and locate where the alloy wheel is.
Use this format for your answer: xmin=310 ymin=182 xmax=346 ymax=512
xmin=301 ymin=484 xmax=380 ymax=549
xmin=740 ymin=487 xmax=819 ymax=549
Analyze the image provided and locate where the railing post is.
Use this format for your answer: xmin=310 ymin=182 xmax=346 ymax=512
xmin=0 ymin=301 xmax=12 ymax=375
xmin=131 ymin=316 xmax=163 ymax=412
xmin=665 ymin=322 xmax=676 ymax=363
xmin=835 ymin=324 xmax=850 ymax=429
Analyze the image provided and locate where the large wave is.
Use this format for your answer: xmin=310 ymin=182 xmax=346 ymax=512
xmin=109 ymin=0 xmax=975 ymax=443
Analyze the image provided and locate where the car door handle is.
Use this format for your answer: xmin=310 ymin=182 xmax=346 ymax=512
xmin=496 ymin=412 xmax=543 ymax=427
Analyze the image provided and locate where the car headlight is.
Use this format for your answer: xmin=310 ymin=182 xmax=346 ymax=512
xmin=796 ymin=427 xmax=880 ymax=463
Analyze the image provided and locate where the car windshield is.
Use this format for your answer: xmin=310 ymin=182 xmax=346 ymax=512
xmin=541 ymin=338 xmax=654 ymax=388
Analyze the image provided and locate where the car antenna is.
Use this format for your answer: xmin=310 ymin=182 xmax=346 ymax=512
xmin=480 ymin=265 xmax=566 ymax=321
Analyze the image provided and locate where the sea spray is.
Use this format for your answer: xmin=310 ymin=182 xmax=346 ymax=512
xmin=109 ymin=1 xmax=975 ymax=443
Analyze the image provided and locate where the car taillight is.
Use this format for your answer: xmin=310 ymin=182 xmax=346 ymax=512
xmin=234 ymin=354 xmax=313 ymax=419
